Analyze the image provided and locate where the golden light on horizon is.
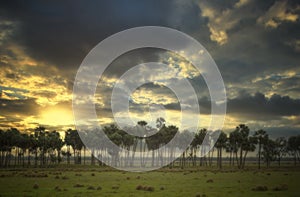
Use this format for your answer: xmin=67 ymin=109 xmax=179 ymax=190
xmin=39 ymin=108 xmax=74 ymax=127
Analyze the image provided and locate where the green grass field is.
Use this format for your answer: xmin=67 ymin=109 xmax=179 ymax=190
xmin=0 ymin=166 xmax=299 ymax=197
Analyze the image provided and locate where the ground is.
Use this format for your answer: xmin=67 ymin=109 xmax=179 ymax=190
xmin=0 ymin=166 xmax=299 ymax=197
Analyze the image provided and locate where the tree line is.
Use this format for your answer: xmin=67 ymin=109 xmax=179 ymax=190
xmin=0 ymin=122 xmax=300 ymax=169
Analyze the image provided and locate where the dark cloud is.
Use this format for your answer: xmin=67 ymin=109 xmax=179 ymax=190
xmin=32 ymin=90 xmax=57 ymax=99
xmin=257 ymin=127 xmax=300 ymax=139
xmin=0 ymin=0 xmax=203 ymax=74
xmin=227 ymin=92 xmax=300 ymax=118
xmin=0 ymin=98 xmax=40 ymax=116
xmin=197 ymin=0 xmax=300 ymax=86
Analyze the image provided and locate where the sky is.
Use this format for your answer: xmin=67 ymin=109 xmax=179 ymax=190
xmin=0 ymin=0 xmax=299 ymax=138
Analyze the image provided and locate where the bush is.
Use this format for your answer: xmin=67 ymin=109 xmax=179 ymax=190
xmin=136 ymin=185 xmax=143 ymax=190
xmin=112 ymin=185 xmax=119 ymax=190
xmin=146 ymin=186 xmax=155 ymax=192
xmin=87 ymin=186 xmax=95 ymax=190
xmin=54 ymin=186 xmax=61 ymax=192
xmin=33 ymin=183 xmax=39 ymax=189
xmin=97 ymin=186 xmax=102 ymax=190
xmin=136 ymin=185 xmax=154 ymax=192
xmin=273 ymin=184 xmax=288 ymax=191
xmin=61 ymin=176 xmax=68 ymax=180
xmin=206 ymin=179 xmax=214 ymax=183
xmin=252 ymin=185 xmax=268 ymax=191
xmin=73 ymin=184 xmax=84 ymax=188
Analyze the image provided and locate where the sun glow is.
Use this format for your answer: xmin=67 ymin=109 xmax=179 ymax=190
xmin=39 ymin=108 xmax=74 ymax=126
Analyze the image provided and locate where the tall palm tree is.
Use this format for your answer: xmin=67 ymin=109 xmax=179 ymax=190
xmin=215 ymin=131 xmax=227 ymax=169
xmin=275 ymin=137 xmax=287 ymax=167
xmin=287 ymin=136 xmax=299 ymax=166
xmin=231 ymin=124 xmax=256 ymax=169
xmin=196 ymin=129 xmax=208 ymax=166
xmin=262 ymin=138 xmax=277 ymax=167
xmin=253 ymin=129 xmax=268 ymax=169
xmin=65 ymin=129 xmax=84 ymax=164
xmin=137 ymin=121 xmax=148 ymax=167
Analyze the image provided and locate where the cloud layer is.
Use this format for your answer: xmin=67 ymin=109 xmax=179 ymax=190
xmin=0 ymin=0 xmax=299 ymax=137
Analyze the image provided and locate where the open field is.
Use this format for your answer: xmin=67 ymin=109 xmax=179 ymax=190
xmin=0 ymin=166 xmax=299 ymax=197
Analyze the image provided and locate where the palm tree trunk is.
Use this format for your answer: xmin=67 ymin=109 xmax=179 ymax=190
xmin=258 ymin=142 xmax=261 ymax=169
xmin=83 ymin=147 xmax=86 ymax=165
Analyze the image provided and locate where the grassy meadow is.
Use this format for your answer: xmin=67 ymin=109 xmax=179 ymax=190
xmin=0 ymin=166 xmax=299 ymax=197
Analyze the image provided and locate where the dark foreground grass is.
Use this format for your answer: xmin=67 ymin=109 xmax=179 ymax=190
xmin=0 ymin=166 xmax=299 ymax=197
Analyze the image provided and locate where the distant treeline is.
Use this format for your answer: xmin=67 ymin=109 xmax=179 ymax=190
xmin=0 ymin=121 xmax=299 ymax=169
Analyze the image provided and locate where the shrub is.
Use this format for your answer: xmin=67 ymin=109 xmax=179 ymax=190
xmin=54 ymin=186 xmax=61 ymax=192
xmin=206 ymin=179 xmax=214 ymax=183
xmin=136 ymin=185 xmax=154 ymax=192
xmin=112 ymin=185 xmax=119 ymax=190
xmin=273 ymin=184 xmax=288 ymax=191
xmin=73 ymin=184 xmax=84 ymax=188
xmin=136 ymin=185 xmax=143 ymax=190
xmin=146 ymin=186 xmax=154 ymax=192
xmin=61 ymin=176 xmax=68 ymax=180
xmin=252 ymin=185 xmax=268 ymax=191
xmin=87 ymin=186 xmax=95 ymax=190
xmin=33 ymin=183 xmax=39 ymax=189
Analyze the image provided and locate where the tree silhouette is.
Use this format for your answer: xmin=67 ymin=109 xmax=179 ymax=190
xmin=215 ymin=131 xmax=227 ymax=169
xmin=253 ymin=129 xmax=268 ymax=169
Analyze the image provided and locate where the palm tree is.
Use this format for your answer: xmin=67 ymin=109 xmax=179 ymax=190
xmin=177 ymin=130 xmax=193 ymax=168
xmin=231 ymin=124 xmax=256 ymax=169
xmin=18 ymin=133 xmax=30 ymax=167
xmin=262 ymin=138 xmax=277 ymax=167
xmin=0 ymin=128 xmax=18 ymax=167
xmin=287 ymin=136 xmax=299 ymax=166
xmin=215 ymin=131 xmax=227 ymax=169
xmin=253 ymin=129 xmax=268 ymax=169
xmin=137 ymin=121 xmax=147 ymax=167
xmin=196 ymin=129 xmax=208 ymax=166
xmin=34 ymin=126 xmax=47 ymax=166
xmin=48 ymin=131 xmax=64 ymax=164
xmin=275 ymin=137 xmax=287 ymax=167
xmin=65 ymin=129 xmax=84 ymax=164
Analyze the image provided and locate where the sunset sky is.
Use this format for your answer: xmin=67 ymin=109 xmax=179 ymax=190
xmin=0 ymin=0 xmax=300 ymax=138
